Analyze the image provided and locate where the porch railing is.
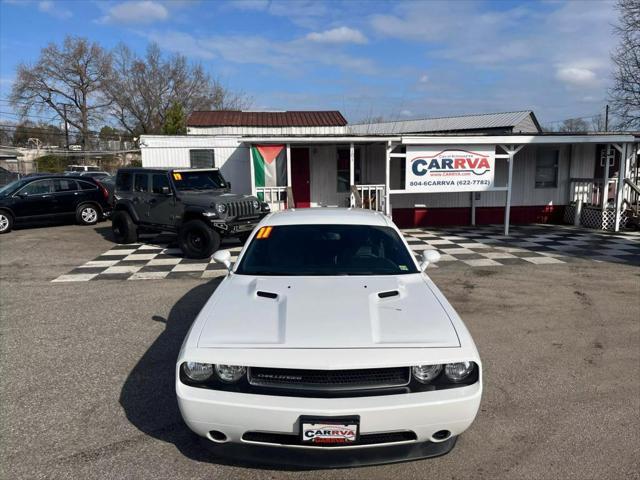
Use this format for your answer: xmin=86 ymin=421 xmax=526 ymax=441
xmin=353 ymin=184 xmax=385 ymax=212
xmin=256 ymin=186 xmax=287 ymax=211
xmin=624 ymin=179 xmax=640 ymax=217
xmin=569 ymin=178 xmax=617 ymax=206
xmin=256 ymin=186 xmax=296 ymax=211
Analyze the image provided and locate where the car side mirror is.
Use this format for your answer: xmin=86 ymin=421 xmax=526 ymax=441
xmin=420 ymin=249 xmax=441 ymax=271
xmin=161 ymin=186 xmax=172 ymax=195
xmin=212 ymin=249 xmax=232 ymax=271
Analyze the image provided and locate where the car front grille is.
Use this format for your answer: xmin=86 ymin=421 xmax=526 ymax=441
xmin=242 ymin=430 xmax=417 ymax=447
xmin=226 ymin=201 xmax=256 ymax=218
xmin=247 ymin=367 xmax=411 ymax=392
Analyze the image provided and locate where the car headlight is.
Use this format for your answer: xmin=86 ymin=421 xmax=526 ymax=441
xmin=444 ymin=362 xmax=475 ymax=382
xmin=214 ymin=364 xmax=246 ymax=383
xmin=183 ymin=362 xmax=214 ymax=382
xmin=412 ymin=364 xmax=443 ymax=383
xmin=252 ymin=200 xmax=260 ymax=210
xmin=215 ymin=203 xmax=227 ymax=214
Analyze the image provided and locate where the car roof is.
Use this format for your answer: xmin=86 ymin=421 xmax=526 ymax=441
xmin=266 ymin=208 xmax=392 ymax=227
xmin=117 ymin=167 xmax=220 ymax=173
xmin=23 ymin=174 xmax=95 ymax=181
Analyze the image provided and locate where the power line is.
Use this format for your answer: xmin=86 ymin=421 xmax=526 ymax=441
xmin=0 ymin=97 xmax=78 ymax=109
xmin=0 ymin=110 xmax=62 ymax=121
xmin=0 ymin=124 xmax=134 ymax=140
xmin=542 ymin=113 xmax=604 ymax=125
xmin=0 ymin=144 xmax=140 ymax=156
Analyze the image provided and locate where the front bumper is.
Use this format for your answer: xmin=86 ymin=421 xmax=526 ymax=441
xmin=177 ymin=379 xmax=481 ymax=462
xmin=196 ymin=435 xmax=458 ymax=468
xmin=211 ymin=216 xmax=263 ymax=235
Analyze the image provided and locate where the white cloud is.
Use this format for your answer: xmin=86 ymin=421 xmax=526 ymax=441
xmin=227 ymin=0 xmax=329 ymax=28
xmin=99 ymin=1 xmax=168 ymax=25
xmin=306 ymin=27 xmax=367 ymax=44
xmin=37 ymin=1 xmax=72 ymax=19
xmin=366 ymin=0 xmax=615 ymax=123
xmin=144 ymin=30 xmax=377 ymax=75
xmin=400 ymin=109 xmax=413 ymax=117
xmin=419 ymin=74 xmax=429 ymax=83
xmin=226 ymin=0 xmax=269 ymax=10
xmin=555 ymin=66 xmax=598 ymax=87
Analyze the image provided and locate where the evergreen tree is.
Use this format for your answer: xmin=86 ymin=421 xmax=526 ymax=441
xmin=162 ymin=102 xmax=187 ymax=135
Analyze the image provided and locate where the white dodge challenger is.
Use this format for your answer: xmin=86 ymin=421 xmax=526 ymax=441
xmin=176 ymin=208 xmax=482 ymax=467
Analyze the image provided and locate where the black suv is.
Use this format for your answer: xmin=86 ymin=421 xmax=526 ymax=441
xmin=0 ymin=175 xmax=111 ymax=234
xmin=111 ymin=168 xmax=268 ymax=258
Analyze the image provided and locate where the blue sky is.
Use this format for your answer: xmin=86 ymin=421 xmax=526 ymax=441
xmin=0 ymin=0 xmax=618 ymax=126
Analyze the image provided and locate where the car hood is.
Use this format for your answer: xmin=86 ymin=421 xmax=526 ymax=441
xmin=178 ymin=191 xmax=255 ymax=208
xmin=196 ymin=274 xmax=460 ymax=349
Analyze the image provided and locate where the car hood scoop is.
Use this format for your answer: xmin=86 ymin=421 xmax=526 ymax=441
xmin=196 ymin=274 xmax=460 ymax=349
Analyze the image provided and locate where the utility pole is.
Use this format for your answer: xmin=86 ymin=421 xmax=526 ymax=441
xmin=605 ymin=104 xmax=609 ymax=132
xmin=61 ymin=103 xmax=70 ymax=149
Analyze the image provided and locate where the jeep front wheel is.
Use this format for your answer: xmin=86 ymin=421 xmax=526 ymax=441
xmin=178 ymin=220 xmax=220 ymax=259
xmin=112 ymin=210 xmax=138 ymax=244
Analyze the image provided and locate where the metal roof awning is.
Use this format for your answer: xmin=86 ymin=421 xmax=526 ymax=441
xmin=241 ymin=136 xmax=401 ymax=143
xmin=401 ymin=134 xmax=637 ymax=145
xmin=241 ymin=133 xmax=637 ymax=145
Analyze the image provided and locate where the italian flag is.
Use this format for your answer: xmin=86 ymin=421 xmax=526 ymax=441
xmin=252 ymin=145 xmax=287 ymax=198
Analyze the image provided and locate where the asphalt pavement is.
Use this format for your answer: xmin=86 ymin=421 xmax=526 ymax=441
xmin=1 ymin=221 xmax=639 ymax=479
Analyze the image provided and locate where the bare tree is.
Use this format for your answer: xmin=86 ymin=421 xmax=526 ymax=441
xmin=590 ymin=113 xmax=606 ymax=132
xmin=610 ymin=0 xmax=640 ymax=130
xmin=558 ymin=118 xmax=590 ymax=132
xmin=106 ymin=43 xmax=249 ymax=135
xmin=10 ymin=36 xmax=112 ymax=152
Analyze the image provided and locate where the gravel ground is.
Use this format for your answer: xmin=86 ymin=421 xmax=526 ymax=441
xmin=1 ymin=222 xmax=639 ymax=480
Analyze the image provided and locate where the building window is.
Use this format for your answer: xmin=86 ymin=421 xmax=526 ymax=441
xmin=535 ymin=149 xmax=559 ymax=188
xmin=336 ymin=147 xmax=361 ymax=193
xmin=190 ymin=149 xmax=215 ymax=168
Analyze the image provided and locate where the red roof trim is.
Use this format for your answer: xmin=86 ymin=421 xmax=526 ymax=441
xmin=187 ymin=110 xmax=347 ymax=127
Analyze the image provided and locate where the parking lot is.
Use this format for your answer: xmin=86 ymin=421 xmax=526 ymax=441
xmin=1 ymin=222 xmax=639 ymax=480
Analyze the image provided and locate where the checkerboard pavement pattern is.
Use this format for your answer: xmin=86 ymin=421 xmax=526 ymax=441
xmin=52 ymin=224 xmax=640 ymax=282
xmin=53 ymin=233 xmax=242 ymax=282
xmin=402 ymin=224 xmax=640 ymax=268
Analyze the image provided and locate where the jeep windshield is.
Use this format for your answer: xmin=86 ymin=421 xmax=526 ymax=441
xmin=172 ymin=170 xmax=227 ymax=191
xmin=236 ymin=224 xmax=419 ymax=276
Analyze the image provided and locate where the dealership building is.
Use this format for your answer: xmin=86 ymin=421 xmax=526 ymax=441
xmin=140 ymin=110 xmax=639 ymax=233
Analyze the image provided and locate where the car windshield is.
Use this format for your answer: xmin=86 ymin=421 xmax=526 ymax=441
xmin=236 ymin=224 xmax=419 ymax=276
xmin=172 ymin=170 xmax=226 ymax=191
xmin=0 ymin=179 xmax=26 ymax=195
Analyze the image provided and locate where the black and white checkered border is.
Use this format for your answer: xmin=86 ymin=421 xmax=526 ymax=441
xmin=402 ymin=224 xmax=640 ymax=268
xmin=52 ymin=224 xmax=640 ymax=282
xmin=53 ymin=236 xmax=242 ymax=282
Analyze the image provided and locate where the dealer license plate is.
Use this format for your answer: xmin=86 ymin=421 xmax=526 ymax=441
xmin=300 ymin=416 xmax=359 ymax=445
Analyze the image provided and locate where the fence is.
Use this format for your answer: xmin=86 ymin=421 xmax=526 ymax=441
xmin=355 ymin=184 xmax=385 ymax=212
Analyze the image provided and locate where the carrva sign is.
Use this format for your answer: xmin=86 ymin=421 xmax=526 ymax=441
xmin=405 ymin=146 xmax=495 ymax=192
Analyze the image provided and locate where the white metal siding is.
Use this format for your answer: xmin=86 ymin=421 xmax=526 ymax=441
xmin=141 ymin=135 xmax=252 ymax=195
xmin=569 ymin=143 xmax=596 ymax=177
xmin=513 ymin=115 xmax=540 ymax=133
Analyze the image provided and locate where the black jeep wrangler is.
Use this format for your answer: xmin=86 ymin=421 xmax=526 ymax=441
xmin=111 ymin=167 xmax=268 ymax=258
